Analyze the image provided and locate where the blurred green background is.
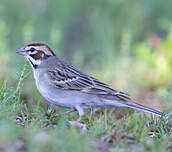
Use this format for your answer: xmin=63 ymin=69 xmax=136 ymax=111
xmin=1 ymin=1 xmax=172 ymax=151
xmin=0 ymin=0 xmax=172 ymax=111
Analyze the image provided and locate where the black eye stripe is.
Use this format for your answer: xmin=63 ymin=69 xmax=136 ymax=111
xmin=30 ymin=54 xmax=35 ymax=58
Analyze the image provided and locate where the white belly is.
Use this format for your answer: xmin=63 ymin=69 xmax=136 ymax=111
xmin=33 ymin=69 xmax=102 ymax=109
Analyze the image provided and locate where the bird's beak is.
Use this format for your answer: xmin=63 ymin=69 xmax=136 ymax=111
xmin=16 ymin=47 xmax=27 ymax=55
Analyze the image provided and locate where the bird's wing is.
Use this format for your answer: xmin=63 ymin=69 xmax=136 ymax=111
xmin=48 ymin=63 xmax=130 ymax=100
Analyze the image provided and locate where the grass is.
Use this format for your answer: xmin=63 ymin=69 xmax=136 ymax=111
xmin=0 ymin=62 xmax=172 ymax=152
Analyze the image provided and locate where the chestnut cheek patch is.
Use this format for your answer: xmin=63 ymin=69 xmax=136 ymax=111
xmin=32 ymin=51 xmax=44 ymax=60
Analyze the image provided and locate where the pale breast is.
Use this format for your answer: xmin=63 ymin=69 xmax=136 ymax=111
xmin=32 ymin=68 xmax=100 ymax=109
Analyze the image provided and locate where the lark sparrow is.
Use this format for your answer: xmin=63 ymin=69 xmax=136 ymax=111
xmin=16 ymin=42 xmax=162 ymax=122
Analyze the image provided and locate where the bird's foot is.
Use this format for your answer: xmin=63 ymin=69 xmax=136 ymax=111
xmin=68 ymin=121 xmax=87 ymax=133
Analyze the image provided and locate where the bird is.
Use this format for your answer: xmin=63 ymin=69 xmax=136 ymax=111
xmin=16 ymin=42 xmax=162 ymax=122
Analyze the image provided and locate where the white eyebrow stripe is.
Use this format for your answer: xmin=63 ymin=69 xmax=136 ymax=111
xmin=25 ymin=46 xmax=38 ymax=51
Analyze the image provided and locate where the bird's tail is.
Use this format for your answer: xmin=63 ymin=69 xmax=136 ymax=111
xmin=105 ymin=98 xmax=162 ymax=117
xmin=123 ymin=101 xmax=162 ymax=117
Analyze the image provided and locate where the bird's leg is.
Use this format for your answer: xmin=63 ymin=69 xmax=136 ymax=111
xmin=75 ymin=106 xmax=84 ymax=123
xmin=68 ymin=106 xmax=87 ymax=132
xmin=65 ymin=109 xmax=77 ymax=114
xmin=76 ymin=115 xmax=82 ymax=123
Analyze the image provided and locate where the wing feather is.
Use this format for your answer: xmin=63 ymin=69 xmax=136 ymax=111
xmin=48 ymin=63 xmax=130 ymax=100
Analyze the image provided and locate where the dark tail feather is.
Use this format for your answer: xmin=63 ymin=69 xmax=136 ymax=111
xmin=124 ymin=101 xmax=162 ymax=117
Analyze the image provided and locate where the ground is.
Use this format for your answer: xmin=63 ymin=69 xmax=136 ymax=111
xmin=0 ymin=76 xmax=172 ymax=152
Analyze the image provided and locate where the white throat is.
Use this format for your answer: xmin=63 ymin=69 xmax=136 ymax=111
xmin=26 ymin=55 xmax=42 ymax=69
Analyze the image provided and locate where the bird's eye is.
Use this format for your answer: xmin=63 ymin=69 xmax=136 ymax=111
xmin=30 ymin=48 xmax=35 ymax=52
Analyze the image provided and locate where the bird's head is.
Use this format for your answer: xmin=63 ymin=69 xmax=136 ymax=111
xmin=16 ymin=42 xmax=56 ymax=68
